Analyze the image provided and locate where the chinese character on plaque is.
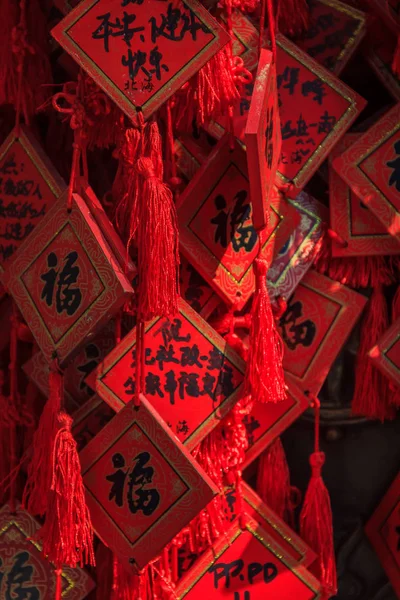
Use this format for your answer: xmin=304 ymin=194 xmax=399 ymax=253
xmin=333 ymin=102 xmax=400 ymax=242
xmin=242 ymin=375 xmax=311 ymax=469
xmin=275 ymin=33 xmax=366 ymax=198
xmin=330 ymin=134 xmax=400 ymax=256
xmin=369 ymin=318 xmax=400 ymax=388
xmin=80 ymin=395 xmax=218 ymax=570
xmin=178 ymin=136 xmax=299 ymax=309
xmin=291 ymin=0 xmax=366 ymax=75
xmin=0 ymin=126 xmax=65 ymax=285
xmin=87 ymin=298 xmax=245 ymax=451
xmin=365 ymin=471 xmax=400 ymax=599
xmin=276 ymin=269 xmax=367 ymax=395
xmin=174 ymin=515 xmax=321 ymax=600
xmin=1 ymin=192 xmax=133 ymax=366
xmin=245 ymin=48 xmax=281 ymax=231
xmin=51 ymin=0 xmax=230 ymax=121
xmin=0 ymin=503 xmax=95 ymax=599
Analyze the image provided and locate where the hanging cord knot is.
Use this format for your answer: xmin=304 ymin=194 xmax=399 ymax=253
xmin=254 ymin=257 xmax=268 ymax=282
xmin=52 ymin=80 xmax=92 ymax=134
xmin=56 ymin=410 xmax=73 ymax=432
xmin=135 ymin=156 xmax=159 ymax=180
xmin=230 ymin=56 xmax=253 ymax=88
xmin=272 ymin=295 xmax=287 ymax=319
xmin=310 ymin=451 xmax=325 ymax=477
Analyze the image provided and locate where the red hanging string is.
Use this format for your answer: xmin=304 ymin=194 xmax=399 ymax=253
xmin=266 ymin=0 xmax=277 ymax=62
xmin=8 ymin=304 xmax=19 ymax=513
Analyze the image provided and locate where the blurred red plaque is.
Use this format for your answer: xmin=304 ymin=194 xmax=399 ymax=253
xmin=87 ymin=298 xmax=245 ymax=451
xmin=51 ymin=0 xmax=230 ymax=121
xmin=80 ymin=395 xmax=218 ymax=570
xmin=369 ymin=317 xmax=400 ymax=388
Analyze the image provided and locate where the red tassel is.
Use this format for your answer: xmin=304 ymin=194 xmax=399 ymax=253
xmin=36 ymin=411 xmax=95 ymax=568
xmin=276 ymin=0 xmax=309 ymax=37
xmin=392 ymin=35 xmax=400 ymax=78
xmin=352 ymin=285 xmax=395 ymax=421
xmin=134 ymin=155 xmax=180 ymax=320
xmin=0 ymin=0 xmax=19 ymax=110
xmin=300 ymin=398 xmax=337 ymax=599
xmin=23 ymin=366 xmax=63 ymax=516
xmin=245 ymin=258 xmax=286 ymax=403
xmin=256 ymin=437 xmax=294 ymax=524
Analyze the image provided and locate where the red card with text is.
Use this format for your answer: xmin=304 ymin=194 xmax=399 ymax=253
xmin=275 ymin=33 xmax=366 ymax=198
xmin=242 ymin=375 xmax=311 ymax=468
xmin=276 ymin=269 xmax=367 ymax=394
xmin=178 ymin=136 xmax=300 ymax=309
xmin=369 ymin=317 xmax=400 ymax=388
xmin=51 ymin=0 xmax=230 ymax=121
xmin=72 ymin=395 xmax=116 ymax=451
xmin=175 ymin=516 xmax=321 ymax=600
xmin=80 ymin=395 xmax=218 ymax=570
xmin=330 ymin=134 xmax=400 ymax=256
xmin=0 ymin=503 xmax=94 ymax=599
xmin=245 ymin=49 xmax=281 ymax=231
xmin=0 ymin=126 xmax=65 ymax=277
xmin=333 ymin=103 xmax=400 ymax=241
xmin=365 ymin=471 xmax=400 ymax=599
xmin=1 ymin=192 xmax=133 ymax=366
xmin=87 ymin=298 xmax=245 ymax=450
xmin=292 ymin=0 xmax=366 ymax=74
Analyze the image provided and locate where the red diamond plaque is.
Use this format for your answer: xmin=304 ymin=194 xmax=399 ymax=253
xmin=178 ymin=136 xmax=300 ymax=309
xmin=0 ymin=126 xmax=65 ymax=278
xmin=175 ymin=515 xmax=321 ymax=600
xmin=245 ymin=48 xmax=281 ymax=231
xmin=365 ymin=471 xmax=400 ymax=599
xmin=80 ymin=395 xmax=218 ymax=570
xmin=242 ymin=375 xmax=311 ymax=469
xmin=0 ymin=503 xmax=94 ymax=599
xmin=1 ymin=192 xmax=133 ymax=366
xmin=369 ymin=317 xmax=400 ymax=388
xmin=51 ymin=0 xmax=230 ymax=121
xmin=333 ymin=102 xmax=400 ymax=241
xmin=276 ymin=269 xmax=367 ymax=395
xmin=87 ymin=298 xmax=245 ymax=450
xmin=330 ymin=134 xmax=400 ymax=257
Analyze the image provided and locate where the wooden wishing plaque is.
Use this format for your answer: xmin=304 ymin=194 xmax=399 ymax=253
xmin=51 ymin=0 xmax=230 ymax=122
xmin=175 ymin=515 xmax=321 ymax=600
xmin=1 ymin=192 xmax=133 ymax=366
xmin=23 ymin=319 xmax=117 ymax=412
xmin=178 ymin=136 xmax=300 ymax=309
xmin=87 ymin=298 xmax=245 ymax=451
xmin=241 ymin=374 xmax=311 ymax=469
xmin=80 ymin=395 xmax=218 ymax=571
xmin=267 ymin=191 xmax=324 ymax=301
xmin=0 ymin=125 xmax=65 ymax=277
xmin=333 ymin=103 xmax=400 ymax=241
xmin=275 ymin=33 xmax=366 ymax=198
xmin=245 ymin=48 xmax=281 ymax=231
xmin=276 ymin=269 xmax=367 ymax=395
xmin=369 ymin=317 xmax=400 ymax=388
xmin=292 ymin=0 xmax=366 ymax=75
xmin=72 ymin=394 xmax=115 ymax=452
xmin=0 ymin=503 xmax=95 ymax=599
xmin=330 ymin=134 xmax=400 ymax=256
xmin=222 ymin=482 xmax=317 ymax=568
xmin=365 ymin=471 xmax=400 ymax=599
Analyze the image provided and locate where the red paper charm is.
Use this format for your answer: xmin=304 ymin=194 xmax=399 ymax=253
xmin=333 ymin=103 xmax=400 ymax=241
xmin=242 ymin=375 xmax=311 ymax=468
xmin=87 ymin=298 xmax=245 ymax=450
xmin=276 ymin=269 xmax=367 ymax=394
xmin=51 ymin=0 xmax=230 ymax=121
xmin=330 ymin=134 xmax=400 ymax=256
xmin=175 ymin=515 xmax=321 ymax=600
xmin=178 ymin=136 xmax=299 ymax=309
xmin=275 ymin=33 xmax=366 ymax=198
xmin=80 ymin=395 xmax=218 ymax=570
xmin=0 ymin=126 xmax=65 ymax=278
xmin=369 ymin=317 xmax=400 ymax=388
xmin=2 ymin=192 xmax=133 ymax=366
xmin=245 ymin=48 xmax=281 ymax=231
xmin=0 ymin=503 xmax=95 ymax=599
xmin=365 ymin=471 xmax=400 ymax=599
xmin=292 ymin=0 xmax=366 ymax=75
